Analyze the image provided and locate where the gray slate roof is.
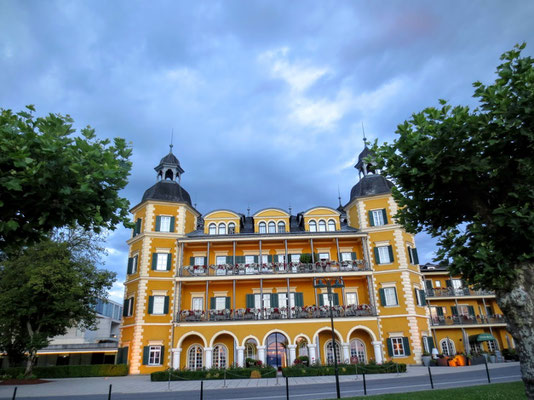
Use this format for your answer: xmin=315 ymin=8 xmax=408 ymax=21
xmin=142 ymin=180 xmax=192 ymax=206
xmin=349 ymin=174 xmax=394 ymax=202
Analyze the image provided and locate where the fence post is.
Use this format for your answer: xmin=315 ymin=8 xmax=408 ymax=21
xmin=484 ymin=359 xmax=491 ymax=383
xmin=168 ymin=369 xmax=171 ymax=391
xmin=354 ymin=364 xmax=358 ymax=380
xmin=362 ymin=371 xmax=367 ymax=395
xmin=286 ymin=376 xmax=289 ymax=400
xmin=11 ymin=387 xmax=17 ymax=400
xmin=200 ymin=380 xmax=204 ymax=400
xmin=108 ymin=384 xmax=112 ymax=400
xmin=223 ymin=369 xmax=227 ymax=388
xmin=428 ymin=367 xmax=434 ymax=389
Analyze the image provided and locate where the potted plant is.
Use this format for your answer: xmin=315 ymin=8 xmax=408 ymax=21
xmin=421 ymin=351 xmax=432 ymax=366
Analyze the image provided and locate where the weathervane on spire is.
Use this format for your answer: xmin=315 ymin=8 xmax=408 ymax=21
xmin=337 ymin=185 xmax=342 ymax=207
xmin=362 ymin=122 xmax=367 ymax=147
xmin=170 ymin=129 xmax=174 ymax=152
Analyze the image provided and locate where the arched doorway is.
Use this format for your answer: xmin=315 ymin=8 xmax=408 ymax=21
xmin=266 ymin=332 xmax=288 ymax=369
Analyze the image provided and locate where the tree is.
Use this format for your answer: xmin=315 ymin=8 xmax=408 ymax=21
xmin=0 ymin=232 xmax=115 ymax=376
xmin=374 ymin=44 xmax=534 ymax=398
xmin=0 ymin=106 xmax=132 ymax=253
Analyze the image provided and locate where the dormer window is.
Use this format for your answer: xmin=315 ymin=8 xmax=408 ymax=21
xmin=268 ymin=221 xmax=276 ymax=233
xmin=209 ymin=223 xmax=216 ymax=235
xmin=218 ymin=223 xmax=226 ymax=235
xmin=309 ymin=220 xmax=317 ymax=232
xmin=259 ymin=222 xmax=266 ymax=233
xmin=318 ymin=220 xmax=326 ymax=232
xmin=328 ymin=219 xmax=336 ymax=232
xmin=277 ymin=221 xmax=286 ymax=233
xmin=228 ymin=223 xmax=236 ymax=234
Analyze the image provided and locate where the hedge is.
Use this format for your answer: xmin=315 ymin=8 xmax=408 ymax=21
xmin=151 ymin=366 xmax=277 ymax=381
xmin=1 ymin=364 xmax=129 ymax=379
xmin=282 ymin=361 xmax=406 ymax=377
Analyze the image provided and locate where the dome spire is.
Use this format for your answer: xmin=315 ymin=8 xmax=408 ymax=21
xmin=355 ymin=123 xmax=377 ymax=178
xmin=154 ymin=144 xmax=184 ymax=183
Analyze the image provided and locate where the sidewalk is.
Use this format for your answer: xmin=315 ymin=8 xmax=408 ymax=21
xmin=0 ymin=362 xmax=519 ymax=399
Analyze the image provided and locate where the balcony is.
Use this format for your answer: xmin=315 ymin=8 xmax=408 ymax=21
xmin=180 ymin=261 xmax=371 ymax=277
xmin=178 ymin=304 xmax=377 ymax=322
xmin=430 ymin=314 xmax=506 ymax=327
xmin=426 ymin=288 xmax=494 ymax=298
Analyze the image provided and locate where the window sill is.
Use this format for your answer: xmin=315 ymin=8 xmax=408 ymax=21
xmin=383 ymin=305 xmax=400 ymax=308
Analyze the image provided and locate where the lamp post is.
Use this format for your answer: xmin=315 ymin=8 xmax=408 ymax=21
xmin=314 ymin=277 xmax=344 ymax=399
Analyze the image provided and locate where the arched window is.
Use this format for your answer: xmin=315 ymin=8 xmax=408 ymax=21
xmin=277 ymin=221 xmax=286 ymax=233
xmin=188 ymin=345 xmax=203 ymax=370
xmin=209 ymin=223 xmax=216 ymax=235
xmin=309 ymin=220 xmax=317 ymax=232
xmin=350 ymin=339 xmax=367 ymax=363
xmin=325 ymin=340 xmax=341 ymax=365
xmin=296 ymin=337 xmax=308 ymax=357
xmin=259 ymin=222 xmax=267 ymax=233
xmin=328 ymin=219 xmax=336 ymax=232
xmin=228 ymin=222 xmax=236 ymax=234
xmin=218 ymin=223 xmax=226 ymax=235
xmin=164 ymin=169 xmax=174 ymax=180
xmin=268 ymin=221 xmax=276 ymax=233
xmin=318 ymin=220 xmax=326 ymax=232
xmin=440 ymin=339 xmax=456 ymax=356
xmin=245 ymin=341 xmax=257 ymax=360
xmin=212 ymin=344 xmax=227 ymax=369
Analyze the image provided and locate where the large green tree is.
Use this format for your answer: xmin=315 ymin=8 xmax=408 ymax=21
xmin=0 ymin=106 xmax=132 ymax=252
xmin=0 ymin=231 xmax=115 ymax=376
xmin=374 ymin=44 xmax=534 ymax=398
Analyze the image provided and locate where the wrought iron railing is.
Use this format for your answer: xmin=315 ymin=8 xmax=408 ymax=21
xmin=430 ymin=315 xmax=506 ymax=326
xmin=179 ymin=304 xmax=376 ymax=322
xmin=181 ymin=261 xmax=371 ymax=277
xmin=425 ymin=288 xmax=495 ymax=298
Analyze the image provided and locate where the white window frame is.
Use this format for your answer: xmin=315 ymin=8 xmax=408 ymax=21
xmin=258 ymin=222 xmax=266 ymax=233
xmin=215 ymin=297 xmax=226 ymax=310
xmin=346 ymin=292 xmax=358 ymax=305
xmin=322 ymin=293 xmax=334 ymax=307
xmin=318 ymin=252 xmax=330 ymax=261
xmin=440 ymin=338 xmax=455 ymax=356
xmin=152 ymin=295 xmax=165 ymax=315
xmin=218 ymin=223 xmax=226 ymax=235
xmin=155 ymin=253 xmax=169 ymax=271
xmin=188 ymin=345 xmax=203 ymax=370
xmin=125 ymin=297 xmax=134 ymax=317
xmin=290 ymin=254 xmax=301 ymax=263
xmin=452 ymin=279 xmax=463 ymax=289
xmin=391 ymin=337 xmax=405 ymax=357
xmin=209 ymin=223 xmax=216 ymax=235
xmin=254 ymin=293 xmax=270 ymax=309
xmin=216 ymin=256 xmax=227 ymax=266
xmin=148 ymin=345 xmax=162 ymax=365
xmin=325 ymin=340 xmax=341 ymax=365
xmin=309 ymin=220 xmax=317 ymax=232
xmin=341 ymin=252 xmax=353 ymax=261
xmin=377 ymin=246 xmax=391 ymax=264
xmin=194 ymin=256 xmax=205 ymax=266
xmin=132 ymin=255 xmax=138 ymax=274
xmin=277 ymin=254 xmax=286 ymax=263
xmin=212 ymin=344 xmax=227 ymax=369
xmin=350 ymin=339 xmax=367 ymax=363
xmin=328 ymin=219 xmax=336 ymax=232
xmin=159 ymin=216 xmax=172 ymax=232
xmin=278 ymin=292 xmax=295 ymax=308
xmin=318 ymin=220 xmax=326 ymax=232
xmin=435 ymin=280 xmax=441 ymax=288
xmin=371 ymin=209 xmax=385 ymax=226
xmin=277 ymin=221 xmax=286 ymax=233
xmin=245 ymin=342 xmax=257 ymax=359
xmin=383 ymin=287 xmax=398 ymax=306
xmin=228 ymin=222 xmax=236 ymax=234
xmin=268 ymin=221 xmax=276 ymax=233
xmin=192 ymin=297 xmax=203 ymax=311
xmin=415 ymin=288 xmax=424 ymax=306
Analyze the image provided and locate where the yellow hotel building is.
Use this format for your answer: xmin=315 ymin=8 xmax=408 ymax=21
xmin=118 ymin=146 xmax=510 ymax=374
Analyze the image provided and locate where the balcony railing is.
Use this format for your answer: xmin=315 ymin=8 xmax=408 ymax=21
xmin=426 ymin=288 xmax=495 ymax=298
xmin=181 ymin=261 xmax=370 ymax=277
xmin=430 ymin=314 xmax=506 ymax=327
xmin=179 ymin=304 xmax=376 ymax=322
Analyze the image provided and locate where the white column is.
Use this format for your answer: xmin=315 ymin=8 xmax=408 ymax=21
xmin=372 ymin=341 xmax=383 ymax=364
xmin=307 ymin=344 xmax=317 ymax=365
xmin=204 ymin=347 xmax=213 ymax=368
xmin=257 ymin=345 xmax=266 ymax=365
xmin=236 ymin=346 xmax=245 ymax=367
xmin=288 ymin=344 xmax=297 ymax=366
xmin=342 ymin=343 xmax=351 ymax=364
xmin=171 ymin=348 xmax=181 ymax=370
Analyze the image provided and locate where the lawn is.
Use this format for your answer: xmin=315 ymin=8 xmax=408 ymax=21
xmin=325 ymin=381 xmax=525 ymax=399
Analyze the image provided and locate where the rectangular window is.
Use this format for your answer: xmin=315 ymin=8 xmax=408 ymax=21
xmin=290 ymin=254 xmax=301 ymax=263
xmin=194 ymin=256 xmax=205 ymax=266
xmin=278 ymin=292 xmax=295 ymax=308
xmin=346 ymin=292 xmax=358 ymax=305
xmin=159 ymin=216 xmax=171 ymax=232
xmin=452 ymin=279 xmax=463 ymax=289
xmin=435 ymin=281 xmax=441 ymax=288
xmin=132 ymin=255 xmax=138 ymax=274
xmin=152 ymin=296 xmax=165 ymax=314
xmin=216 ymin=256 xmax=226 ymax=265
xmin=123 ymin=297 xmax=134 ymax=317
xmin=391 ymin=337 xmax=405 ymax=357
xmin=318 ymin=252 xmax=329 ymax=261
xmin=277 ymin=254 xmax=286 ymax=263
xmin=156 ymin=254 xmax=169 ymax=271
xmin=148 ymin=346 xmax=162 ymax=365
xmin=377 ymin=246 xmax=392 ymax=264
xmin=341 ymin=252 xmax=353 ymax=261
xmin=254 ymin=293 xmax=271 ymax=309
xmin=245 ymin=255 xmax=255 ymax=264
xmin=192 ymin=297 xmax=203 ymax=311
xmin=322 ymin=293 xmax=333 ymax=306
xmin=371 ymin=210 xmax=385 ymax=226
xmin=261 ymin=255 xmax=268 ymax=264
xmin=215 ymin=297 xmax=226 ymax=310
xmin=383 ymin=287 xmax=398 ymax=306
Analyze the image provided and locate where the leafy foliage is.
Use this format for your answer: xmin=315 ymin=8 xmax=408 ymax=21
xmin=150 ymin=366 xmax=277 ymax=381
xmin=374 ymin=44 xmax=534 ymax=291
xmin=282 ymin=361 xmax=406 ymax=377
xmin=0 ymin=106 xmax=132 ymax=252
xmin=1 ymin=364 xmax=128 ymax=379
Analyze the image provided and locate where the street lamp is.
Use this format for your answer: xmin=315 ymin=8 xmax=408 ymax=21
xmin=314 ymin=277 xmax=345 ymax=399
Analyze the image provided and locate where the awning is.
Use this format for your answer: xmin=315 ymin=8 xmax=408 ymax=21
xmin=469 ymin=333 xmax=496 ymax=342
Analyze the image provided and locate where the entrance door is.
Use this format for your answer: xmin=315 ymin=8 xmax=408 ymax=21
xmin=266 ymin=332 xmax=288 ymax=369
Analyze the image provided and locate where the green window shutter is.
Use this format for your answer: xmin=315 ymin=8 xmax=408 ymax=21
xmin=425 ymin=280 xmax=433 ymax=290
xmin=420 ymin=290 xmax=426 ymax=305
xmin=170 ymin=217 xmax=175 ymax=232
xmin=225 ymin=297 xmax=231 ymax=309
xmin=382 ymin=209 xmax=388 ymax=224
xmin=436 ymin=307 xmax=444 ymax=317
xmin=387 ymin=245 xmax=394 ymax=262
xmin=127 ymin=258 xmax=133 ymax=275
xmin=253 ymin=256 xmax=259 ymax=263
xmin=160 ymin=346 xmax=165 ymax=365
xmin=189 ymin=257 xmax=195 ymax=265
xmin=155 ymin=216 xmax=161 ymax=232
xmin=427 ymin=336 xmax=435 ymax=351
xmin=246 ymin=294 xmax=254 ymax=308
xmin=386 ymin=338 xmax=393 ymax=357
xmin=318 ymin=294 xmax=324 ymax=306
xmin=350 ymin=252 xmax=356 ymax=261
xmin=142 ymin=346 xmax=149 ymax=365
xmin=378 ymin=288 xmax=386 ymax=306
xmin=210 ymin=297 xmax=216 ymax=310
xmin=402 ymin=337 xmax=411 ymax=356
xmin=166 ymin=253 xmax=172 ymax=270
xmin=226 ymin=256 xmax=233 ymax=264
xmin=394 ymin=288 xmax=398 ymax=305
xmin=467 ymin=306 xmax=475 ymax=316
xmin=407 ymin=248 xmax=414 ymax=264
xmin=414 ymin=289 xmax=420 ymax=306
xmin=151 ymin=253 xmax=157 ymax=270
xmin=148 ymin=296 xmax=154 ymax=314
xmin=451 ymin=306 xmax=458 ymax=316
xmin=374 ymin=247 xmax=380 ymax=264
xmin=123 ymin=300 xmax=129 ymax=317
xmin=332 ymin=293 xmax=339 ymax=306
xmin=236 ymin=256 xmax=245 ymax=263
xmin=314 ymin=253 xmax=319 ymax=263
xmin=413 ymin=248 xmax=419 ymax=264
xmin=271 ymin=293 xmax=279 ymax=308
xmin=368 ymin=211 xmax=375 ymax=227
xmin=163 ymin=296 xmax=169 ymax=314
xmin=295 ymin=292 xmax=304 ymax=307
xmin=203 ymin=257 xmax=208 ymax=266
xmin=267 ymin=255 xmax=273 ymax=263
xmin=445 ymin=280 xmax=452 ymax=288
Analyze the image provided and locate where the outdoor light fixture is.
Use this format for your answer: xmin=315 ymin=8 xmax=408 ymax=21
xmin=313 ymin=277 xmax=345 ymax=399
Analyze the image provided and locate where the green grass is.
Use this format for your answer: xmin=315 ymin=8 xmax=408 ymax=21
xmin=324 ymin=381 xmax=526 ymax=399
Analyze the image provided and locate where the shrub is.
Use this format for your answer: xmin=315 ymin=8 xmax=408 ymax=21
xmin=282 ymin=361 xmax=406 ymax=377
xmin=151 ymin=366 xmax=276 ymax=381
xmin=0 ymin=364 xmax=128 ymax=379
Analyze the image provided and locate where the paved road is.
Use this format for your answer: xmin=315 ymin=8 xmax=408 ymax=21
xmin=2 ymin=364 xmax=522 ymax=400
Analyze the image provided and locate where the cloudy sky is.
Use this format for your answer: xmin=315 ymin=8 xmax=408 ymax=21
xmin=2 ymin=1 xmax=533 ymax=302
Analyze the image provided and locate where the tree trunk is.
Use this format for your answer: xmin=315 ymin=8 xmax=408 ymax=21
xmin=496 ymin=263 xmax=534 ymax=399
xmin=24 ymin=349 xmax=37 ymax=377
